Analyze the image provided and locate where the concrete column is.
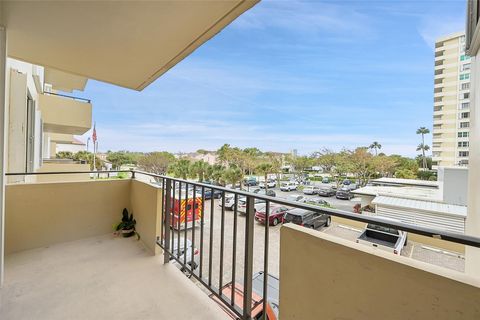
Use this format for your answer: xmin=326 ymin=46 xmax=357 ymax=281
xmin=0 ymin=25 xmax=6 ymax=287
xmin=466 ymin=55 xmax=480 ymax=276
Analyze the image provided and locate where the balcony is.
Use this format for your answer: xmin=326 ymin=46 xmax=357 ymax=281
xmin=1 ymin=234 xmax=226 ymax=320
xmin=39 ymin=92 xmax=92 ymax=135
xmin=1 ymin=170 xmax=480 ymax=320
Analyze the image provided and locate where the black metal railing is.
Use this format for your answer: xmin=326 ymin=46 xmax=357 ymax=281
xmin=5 ymin=169 xmax=480 ymax=320
xmin=43 ymin=91 xmax=91 ymax=103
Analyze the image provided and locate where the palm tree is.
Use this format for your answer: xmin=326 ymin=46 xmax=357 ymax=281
xmin=189 ymin=160 xmax=209 ymax=182
xmin=416 ymin=127 xmax=430 ymax=169
xmin=222 ymin=167 xmax=243 ymax=188
xmin=170 ymin=159 xmax=191 ymax=180
xmin=369 ymin=141 xmax=382 ymax=156
xmin=416 ymin=143 xmax=430 ymax=170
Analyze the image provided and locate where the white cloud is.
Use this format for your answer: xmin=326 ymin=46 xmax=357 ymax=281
xmin=418 ymin=14 xmax=465 ymax=49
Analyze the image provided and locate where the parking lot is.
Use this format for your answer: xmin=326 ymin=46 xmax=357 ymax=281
xmin=168 ymin=184 xmax=465 ymax=296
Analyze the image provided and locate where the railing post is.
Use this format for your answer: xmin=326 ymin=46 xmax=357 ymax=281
xmin=163 ymin=178 xmax=172 ymax=264
xmin=130 ymin=169 xmax=136 ymax=179
xmin=243 ymin=195 xmax=255 ymax=319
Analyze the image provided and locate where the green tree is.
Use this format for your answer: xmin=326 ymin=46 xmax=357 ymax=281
xmin=369 ymin=141 xmax=382 ymax=156
xmin=189 ymin=160 xmax=210 ymax=182
xmin=222 ymin=167 xmax=243 ymax=188
xmin=169 ymin=159 xmax=191 ymax=180
xmin=107 ymin=150 xmax=142 ymax=169
xmin=56 ymin=151 xmax=73 ymax=159
xmin=256 ymin=162 xmax=275 ymax=192
xmin=73 ymin=151 xmax=102 ymax=170
xmin=137 ymin=152 xmax=175 ymax=176
xmin=416 ymin=127 xmax=430 ymax=169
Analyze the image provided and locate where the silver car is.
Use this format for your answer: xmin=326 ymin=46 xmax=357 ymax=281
xmin=157 ymin=237 xmax=200 ymax=271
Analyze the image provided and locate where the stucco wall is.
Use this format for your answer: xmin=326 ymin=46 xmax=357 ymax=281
xmin=5 ymin=179 xmax=131 ymax=254
xmin=5 ymin=179 xmax=163 ymax=256
xmin=280 ymin=224 xmax=480 ymax=320
xmin=130 ymin=180 xmax=162 ymax=255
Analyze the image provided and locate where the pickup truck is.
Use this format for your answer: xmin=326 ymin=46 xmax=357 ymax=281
xmin=356 ymin=219 xmax=407 ymax=255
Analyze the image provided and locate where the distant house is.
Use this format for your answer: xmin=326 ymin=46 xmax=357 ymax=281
xmin=179 ymin=152 xmax=218 ymax=165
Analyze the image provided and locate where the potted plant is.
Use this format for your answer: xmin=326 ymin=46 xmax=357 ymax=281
xmin=114 ymin=208 xmax=139 ymax=239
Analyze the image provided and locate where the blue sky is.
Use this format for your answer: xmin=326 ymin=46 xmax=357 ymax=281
xmin=77 ymin=0 xmax=466 ymax=157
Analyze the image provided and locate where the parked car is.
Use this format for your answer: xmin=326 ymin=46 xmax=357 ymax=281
xmin=304 ymin=197 xmax=331 ymax=208
xmin=157 ymin=237 xmax=199 ymax=270
xmin=253 ymin=188 xmax=276 ymax=197
xmin=342 ymin=179 xmax=352 ymax=186
xmin=195 ymin=187 xmax=222 ymax=199
xmin=317 ymin=186 xmax=336 ymax=197
xmin=244 ymin=178 xmax=257 ymax=186
xmin=259 ymin=179 xmax=276 ymax=189
xmin=356 ymin=218 xmax=407 ymax=255
xmin=336 ymin=187 xmax=354 ymax=200
xmin=219 ymin=195 xmax=246 ymax=211
xmin=321 ymin=177 xmax=330 ymax=184
xmin=280 ymin=182 xmax=297 ymax=192
xmin=255 ymin=205 xmax=289 ymax=226
xmin=286 ymin=194 xmax=305 ymax=203
xmin=283 ymin=208 xmax=331 ymax=229
xmin=238 ymin=198 xmax=266 ymax=215
xmin=303 ymin=186 xmax=320 ymax=195
xmin=210 ymin=271 xmax=279 ymax=319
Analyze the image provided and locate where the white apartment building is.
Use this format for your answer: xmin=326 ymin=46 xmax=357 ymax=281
xmin=432 ymin=32 xmax=471 ymax=168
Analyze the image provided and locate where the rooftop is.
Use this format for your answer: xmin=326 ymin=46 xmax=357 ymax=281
xmin=372 ymin=196 xmax=467 ymax=218
xmin=353 ymin=185 xmax=443 ymax=202
xmin=371 ymin=177 xmax=439 ymax=188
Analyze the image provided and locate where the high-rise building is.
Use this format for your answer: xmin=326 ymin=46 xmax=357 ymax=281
xmin=432 ymin=32 xmax=471 ymax=169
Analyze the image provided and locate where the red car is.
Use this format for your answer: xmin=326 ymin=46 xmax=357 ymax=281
xmin=255 ymin=205 xmax=290 ymax=226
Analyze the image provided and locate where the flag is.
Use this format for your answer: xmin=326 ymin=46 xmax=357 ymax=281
xmin=92 ymin=123 xmax=97 ymax=144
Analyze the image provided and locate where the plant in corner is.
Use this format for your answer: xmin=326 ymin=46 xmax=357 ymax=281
xmin=114 ymin=208 xmax=140 ymax=240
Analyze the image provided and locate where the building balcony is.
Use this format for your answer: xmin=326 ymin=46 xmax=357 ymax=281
xmin=39 ymin=92 xmax=92 ymax=135
xmin=1 ymin=171 xmax=480 ymax=320
xmin=1 ymin=234 xmax=226 ymax=320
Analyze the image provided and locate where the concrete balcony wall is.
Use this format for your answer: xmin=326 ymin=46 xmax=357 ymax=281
xmin=279 ymin=224 xmax=480 ymax=320
xmin=35 ymin=163 xmax=91 ymax=182
xmin=39 ymin=93 xmax=92 ymax=135
xmin=130 ymin=180 xmax=163 ymax=255
xmin=5 ymin=179 xmax=163 ymax=255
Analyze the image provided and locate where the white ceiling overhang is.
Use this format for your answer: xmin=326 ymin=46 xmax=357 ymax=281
xmin=3 ymin=1 xmax=258 ymax=91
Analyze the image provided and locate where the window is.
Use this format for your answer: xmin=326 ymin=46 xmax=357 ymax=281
xmin=459 ymin=151 xmax=469 ymax=157
xmin=460 ymin=55 xmax=470 ymax=61
xmin=458 ymin=141 xmax=469 ymax=148
xmin=460 ymin=122 xmax=470 ymax=128
xmin=460 ymin=74 xmax=471 ymax=80
xmin=461 ymin=102 xmax=470 ymax=109
xmin=462 ymin=63 xmax=471 ymax=71
xmin=461 ymin=92 xmax=470 ymax=99
xmin=462 ymin=83 xmax=470 ymax=90
xmin=458 ymin=131 xmax=469 ymax=138
xmin=461 ymin=112 xmax=470 ymax=119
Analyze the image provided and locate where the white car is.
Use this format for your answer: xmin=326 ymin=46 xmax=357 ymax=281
xmin=303 ymin=186 xmax=320 ymax=195
xmin=219 ymin=194 xmax=246 ymax=210
xmin=280 ymin=182 xmax=297 ymax=191
xmin=259 ymin=180 xmax=276 ymax=189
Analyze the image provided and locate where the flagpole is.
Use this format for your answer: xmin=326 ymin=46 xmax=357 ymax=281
xmin=92 ymin=122 xmax=97 ymax=176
